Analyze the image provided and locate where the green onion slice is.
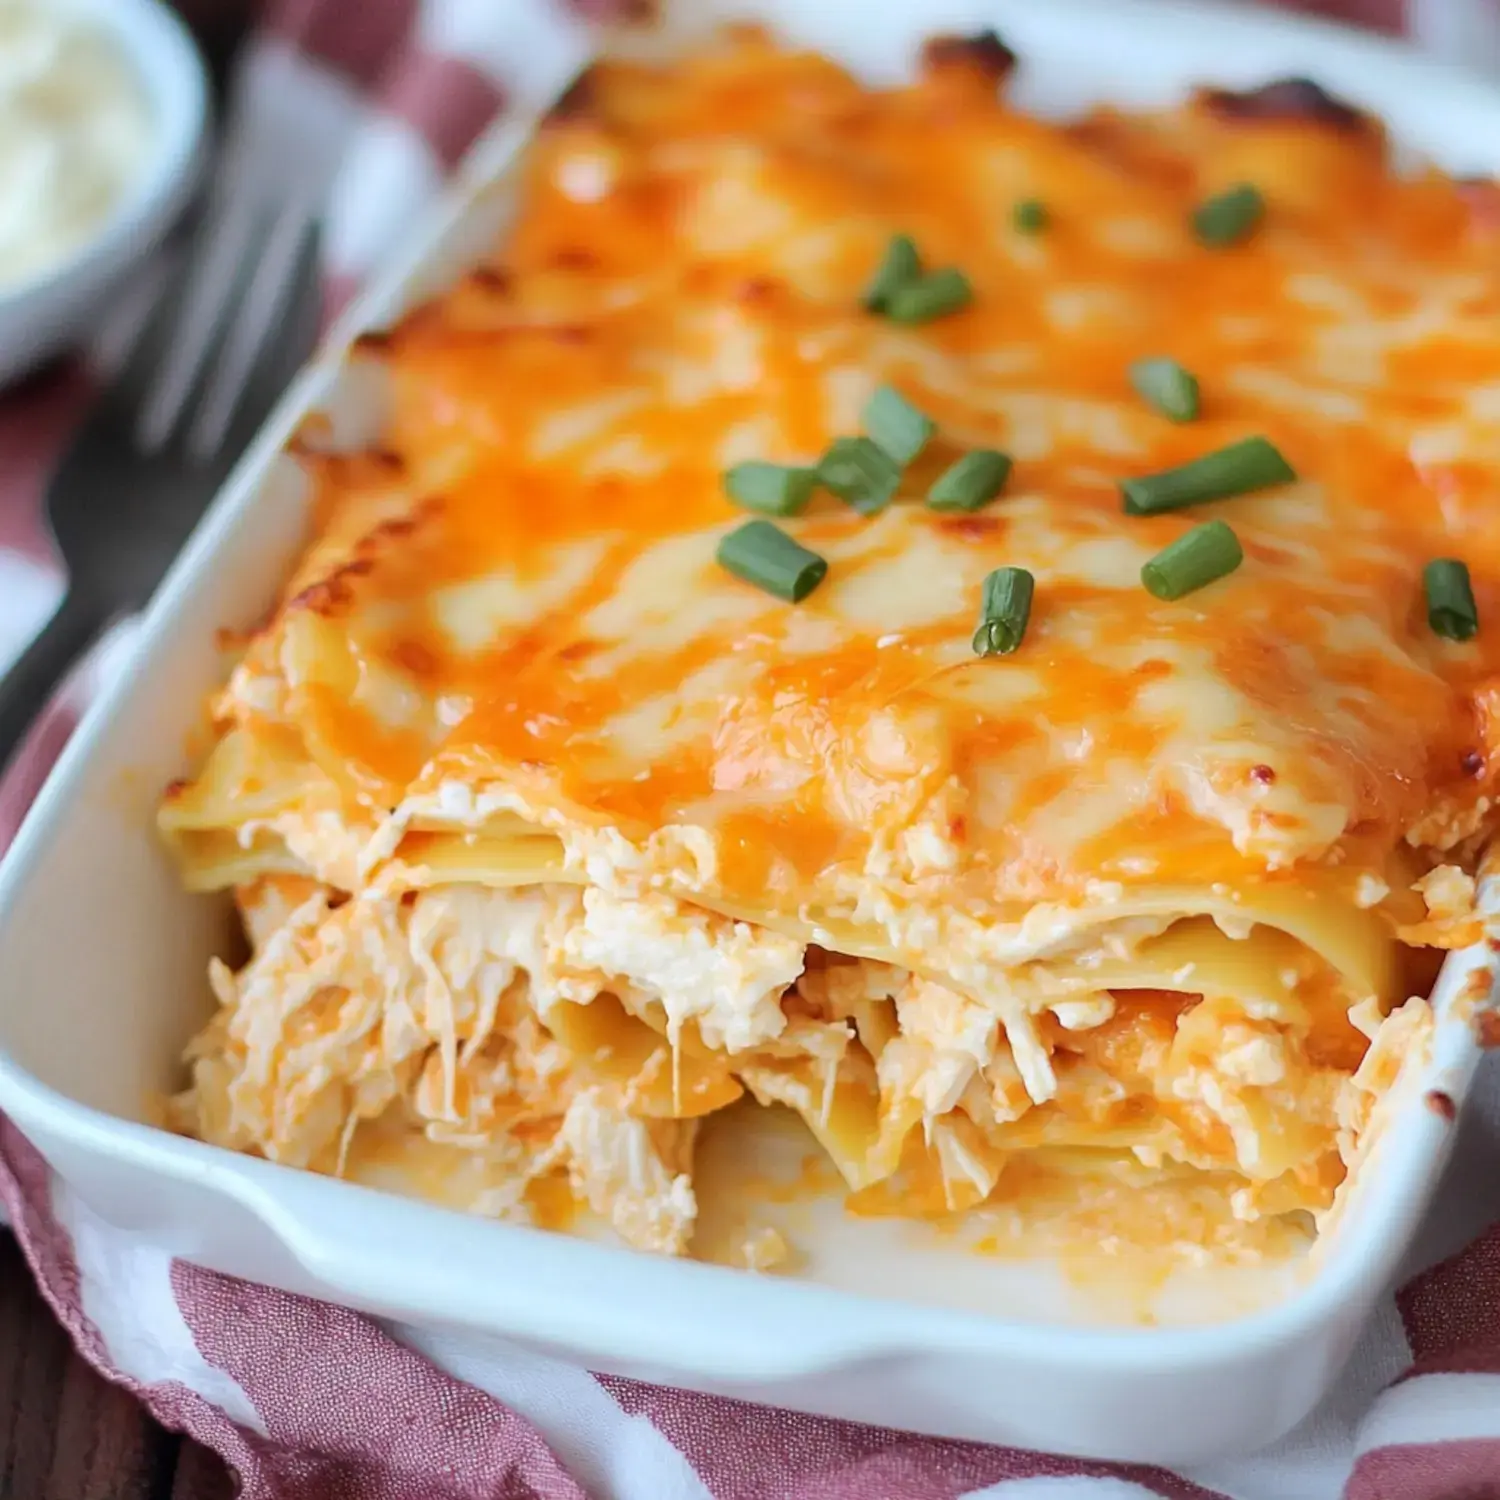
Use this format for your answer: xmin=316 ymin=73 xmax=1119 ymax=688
xmin=883 ymin=267 xmax=973 ymax=324
xmin=716 ymin=519 xmax=827 ymax=603
xmin=1424 ymin=558 xmax=1480 ymax=642
xmin=818 ymin=436 xmax=902 ymax=516
xmin=1013 ymin=198 xmax=1048 ymax=234
xmin=1119 ymin=436 xmax=1295 ymax=516
xmin=863 ymin=385 xmax=935 ymax=465
xmin=722 ymin=461 xmax=818 ymax=517
xmin=1141 ymin=519 xmax=1243 ymax=601
xmin=928 ymin=449 xmax=1013 ymax=512
xmin=1128 ymin=356 xmax=1200 ymax=423
xmin=863 ymin=233 xmax=922 ymax=312
xmin=1192 ymin=183 xmax=1264 ymax=247
xmin=973 ymin=566 xmax=1035 ymax=656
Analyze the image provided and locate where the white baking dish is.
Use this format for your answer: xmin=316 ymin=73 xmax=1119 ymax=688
xmin=0 ymin=0 xmax=1496 ymax=1465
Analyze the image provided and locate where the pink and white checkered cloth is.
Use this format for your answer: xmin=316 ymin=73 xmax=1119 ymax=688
xmin=3 ymin=2 xmax=1500 ymax=1496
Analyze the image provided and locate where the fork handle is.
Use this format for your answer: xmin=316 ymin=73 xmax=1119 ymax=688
xmin=0 ymin=591 xmax=106 ymax=782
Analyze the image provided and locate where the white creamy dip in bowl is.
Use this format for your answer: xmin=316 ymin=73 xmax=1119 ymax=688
xmin=0 ymin=0 xmax=207 ymax=386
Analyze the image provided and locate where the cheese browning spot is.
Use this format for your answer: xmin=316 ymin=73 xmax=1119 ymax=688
xmin=1424 ymin=1088 xmax=1456 ymax=1121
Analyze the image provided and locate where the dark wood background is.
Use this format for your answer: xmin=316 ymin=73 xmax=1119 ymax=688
xmin=0 ymin=1234 xmax=233 ymax=1498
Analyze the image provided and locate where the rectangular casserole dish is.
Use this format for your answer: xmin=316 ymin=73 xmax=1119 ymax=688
xmin=0 ymin=0 xmax=1497 ymax=1465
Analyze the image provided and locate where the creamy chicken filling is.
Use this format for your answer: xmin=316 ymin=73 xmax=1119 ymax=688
xmin=172 ymin=876 xmax=1417 ymax=1256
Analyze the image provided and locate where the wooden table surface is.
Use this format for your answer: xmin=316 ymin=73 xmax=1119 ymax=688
xmin=0 ymin=1234 xmax=234 ymax=1499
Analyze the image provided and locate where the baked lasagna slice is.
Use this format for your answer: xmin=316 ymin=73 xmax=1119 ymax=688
xmin=160 ymin=28 xmax=1500 ymax=1258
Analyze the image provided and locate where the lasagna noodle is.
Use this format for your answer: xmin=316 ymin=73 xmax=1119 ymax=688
xmin=158 ymin=29 xmax=1499 ymax=1258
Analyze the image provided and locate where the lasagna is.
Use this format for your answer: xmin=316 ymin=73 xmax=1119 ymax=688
xmin=159 ymin=29 xmax=1500 ymax=1263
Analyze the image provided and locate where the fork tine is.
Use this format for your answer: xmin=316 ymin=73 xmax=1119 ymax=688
xmin=186 ymin=204 xmax=321 ymax=461
xmin=229 ymin=213 xmax=324 ymax=437
xmin=94 ymin=253 xmax=192 ymax=430
xmin=197 ymin=214 xmax=323 ymax=461
xmin=135 ymin=192 xmax=265 ymax=452
xmin=93 ymin=256 xmax=174 ymax=379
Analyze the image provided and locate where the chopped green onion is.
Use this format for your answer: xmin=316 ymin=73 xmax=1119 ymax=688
xmin=928 ymin=449 xmax=1013 ymax=512
xmin=1128 ymin=356 xmax=1200 ymax=423
xmin=1424 ymin=558 xmax=1479 ymax=642
xmin=722 ymin=461 xmax=819 ymax=517
xmin=863 ymin=233 xmax=922 ymax=311
xmin=818 ymin=436 xmax=902 ymax=516
xmin=1119 ymin=436 xmax=1295 ymax=516
xmin=863 ymin=384 xmax=935 ymax=465
xmin=973 ymin=566 xmax=1035 ymax=656
xmin=1192 ymin=183 xmax=1264 ymax=247
xmin=883 ymin=267 xmax=973 ymax=324
xmin=1013 ymin=198 xmax=1048 ymax=234
xmin=1141 ymin=519 xmax=1243 ymax=600
xmin=716 ymin=519 xmax=827 ymax=603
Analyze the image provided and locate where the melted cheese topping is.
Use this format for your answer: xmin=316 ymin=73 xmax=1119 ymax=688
xmin=160 ymin=30 xmax=1490 ymax=1267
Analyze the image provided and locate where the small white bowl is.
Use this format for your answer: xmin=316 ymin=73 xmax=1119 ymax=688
xmin=0 ymin=0 xmax=209 ymax=388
